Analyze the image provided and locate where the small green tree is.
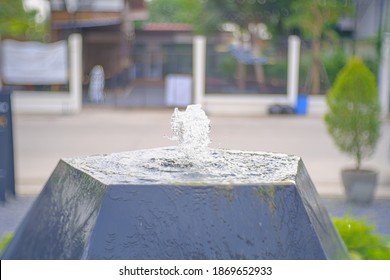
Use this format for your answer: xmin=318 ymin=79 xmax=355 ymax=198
xmin=325 ymin=57 xmax=381 ymax=170
xmin=197 ymin=0 xmax=292 ymax=90
xmin=285 ymin=0 xmax=353 ymax=95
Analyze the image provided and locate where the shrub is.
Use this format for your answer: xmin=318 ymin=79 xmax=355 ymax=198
xmin=333 ymin=216 xmax=390 ymax=260
xmin=324 ymin=57 xmax=381 ymax=170
xmin=0 ymin=232 xmax=13 ymax=257
xmin=322 ymin=49 xmax=347 ymax=85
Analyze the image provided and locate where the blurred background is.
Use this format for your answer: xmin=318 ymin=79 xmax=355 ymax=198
xmin=2 ymin=0 xmax=388 ymax=101
xmin=0 ymin=0 xmax=390 ymax=259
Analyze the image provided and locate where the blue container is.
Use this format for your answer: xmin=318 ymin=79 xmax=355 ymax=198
xmin=295 ymin=94 xmax=308 ymax=115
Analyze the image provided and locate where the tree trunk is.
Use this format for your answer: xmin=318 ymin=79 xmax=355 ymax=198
xmin=311 ymin=39 xmax=321 ymax=95
xmin=252 ymin=42 xmax=265 ymax=87
xmin=237 ymin=62 xmax=246 ymax=91
xmin=254 ymin=63 xmax=265 ymax=87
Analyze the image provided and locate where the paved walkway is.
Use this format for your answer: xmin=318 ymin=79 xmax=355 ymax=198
xmin=11 ymin=106 xmax=390 ymax=196
xmin=1 ymin=106 xmax=390 ymax=239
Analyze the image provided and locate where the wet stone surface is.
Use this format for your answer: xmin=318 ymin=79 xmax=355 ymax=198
xmin=2 ymin=196 xmax=389 ymax=243
xmin=2 ymin=148 xmax=349 ymax=260
xmin=67 ymin=147 xmax=300 ymax=186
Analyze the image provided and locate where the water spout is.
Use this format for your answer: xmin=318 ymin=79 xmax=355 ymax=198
xmin=170 ymin=104 xmax=210 ymax=160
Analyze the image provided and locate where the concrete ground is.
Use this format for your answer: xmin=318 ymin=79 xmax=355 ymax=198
xmin=11 ymin=106 xmax=390 ymax=197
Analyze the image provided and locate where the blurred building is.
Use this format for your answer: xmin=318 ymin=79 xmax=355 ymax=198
xmin=132 ymin=23 xmax=193 ymax=82
xmin=354 ymin=0 xmax=390 ymax=40
xmin=50 ymin=0 xmax=148 ymax=88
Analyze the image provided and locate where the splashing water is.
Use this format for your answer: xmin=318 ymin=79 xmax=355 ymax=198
xmin=67 ymin=104 xmax=301 ymax=185
xmin=68 ymin=147 xmax=300 ymax=185
xmin=170 ymin=104 xmax=210 ymax=159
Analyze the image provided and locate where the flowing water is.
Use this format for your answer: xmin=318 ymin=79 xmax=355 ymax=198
xmin=170 ymin=104 xmax=210 ymax=160
xmin=68 ymin=105 xmax=300 ymax=185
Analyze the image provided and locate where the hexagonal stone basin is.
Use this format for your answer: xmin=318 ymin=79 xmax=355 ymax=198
xmin=3 ymin=147 xmax=350 ymax=260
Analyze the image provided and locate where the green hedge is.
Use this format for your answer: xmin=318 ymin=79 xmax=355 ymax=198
xmin=0 ymin=232 xmax=13 ymax=257
xmin=333 ymin=216 xmax=390 ymax=260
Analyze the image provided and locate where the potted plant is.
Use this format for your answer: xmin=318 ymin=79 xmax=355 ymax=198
xmin=325 ymin=57 xmax=381 ymax=204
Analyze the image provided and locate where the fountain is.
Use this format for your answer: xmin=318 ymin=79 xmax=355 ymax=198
xmin=3 ymin=105 xmax=350 ymax=259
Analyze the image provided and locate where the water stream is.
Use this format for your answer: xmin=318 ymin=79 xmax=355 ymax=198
xmin=170 ymin=104 xmax=210 ymax=160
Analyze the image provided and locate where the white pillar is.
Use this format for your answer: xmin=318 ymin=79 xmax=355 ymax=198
xmin=287 ymin=35 xmax=301 ymax=106
xmin=69 ymin=33 xmax=82 ymax=113
xmin=193 ymin=36 xmax=206 ymax=105
xmin=379 ymin=33 xmax=390 ymax=118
